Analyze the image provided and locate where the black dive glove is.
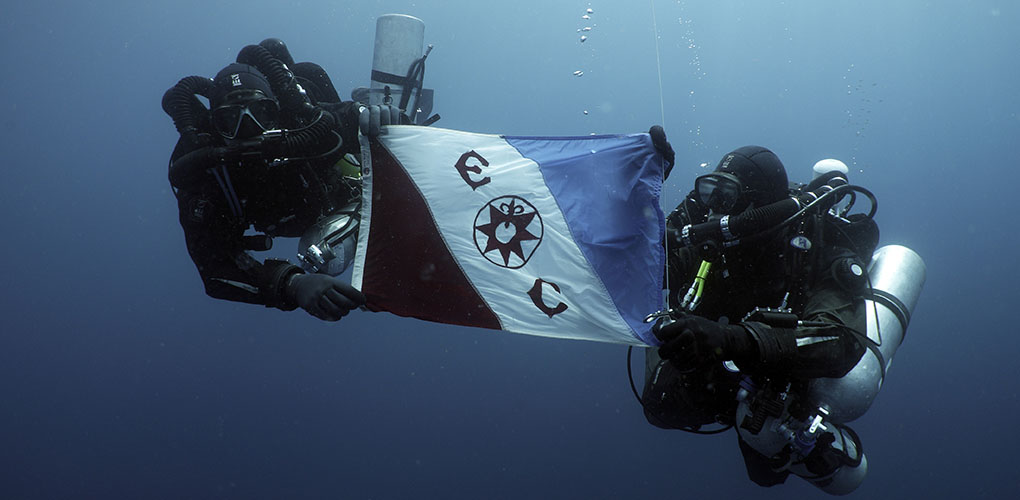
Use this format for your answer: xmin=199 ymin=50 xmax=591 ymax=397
xmin=359 ymin=104 xmax=409 ymax=137
xmin=803 ymin=432 xmax=844 ymax=476
xmin=648 ymin=125 xmax=676 ymax=180
xmin=654 ymin=314 xmax=755 ymax=368
xmin=285 ymin=273 xmax=366 ymax=321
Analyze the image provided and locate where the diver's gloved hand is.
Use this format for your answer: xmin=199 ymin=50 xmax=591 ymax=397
xmin=358 ymin=104 xmax=408 ymax=137
xmin=285 ymin=273 xmax=366 ymax=321
xmin=654 ymin=314 xmax=753 ymax=367
xmin=803 ymin=431 xmax=844 ymax=476
xmin=649 ymin=125 xmax=676 ymax=180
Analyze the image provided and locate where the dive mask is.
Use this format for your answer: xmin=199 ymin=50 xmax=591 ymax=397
xmin=695 ymin=172 xmax=744 ymax=214
xmin=212 ymin=91 xmax=280 ymax=139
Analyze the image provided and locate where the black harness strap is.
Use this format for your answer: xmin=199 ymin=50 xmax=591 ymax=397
xmin=370 ymin=69 xmax=407 ymax=86
xmin=868 ymin=288 xmax=911 ymax=336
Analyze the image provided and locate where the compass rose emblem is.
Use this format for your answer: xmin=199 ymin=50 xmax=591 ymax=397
xmin=473 ymin=195 xmax=544 ymax=268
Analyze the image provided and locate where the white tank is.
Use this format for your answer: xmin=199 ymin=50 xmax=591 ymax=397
xmin=806 ymin=244 xmax=927 ymax=422
xmin=297 ymin=202 xmax=361 ymax=277
xmin=734 ymin=244 xmax=924 ymax=494
xmin=812 ymin=158 xmax=849 ymax=180
xmin=369 ymin=14 xmax=425 ymax=106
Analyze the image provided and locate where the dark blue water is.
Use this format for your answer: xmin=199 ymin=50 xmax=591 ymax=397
xmin=2 ymin=1 xmax=1016 ymax=498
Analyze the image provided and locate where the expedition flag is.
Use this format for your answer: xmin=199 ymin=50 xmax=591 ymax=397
xmin=352 ymin=126 xmax=665 ymax=346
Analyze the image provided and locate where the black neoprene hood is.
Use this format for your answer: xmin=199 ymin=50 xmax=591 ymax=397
xmin=715 ymin=145 xmax=789 ymax=212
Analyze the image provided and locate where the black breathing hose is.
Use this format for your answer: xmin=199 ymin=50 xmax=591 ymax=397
xmin=258 ymin=38 xmax=295 ymax=67
xmin=168 ymin=146 xmax=219 ymax=188
xmin=670 ymin=198 xmax=799 ymax=248
xmin=168 ymin=111 xmax=340 ymax=189
xmin=282 ymin=110 xmax=335 ymax=153
xmin=167 ymin=42 xmax=340 ymax=189
xmin=235 ymin=44 xmax=339 ymax=156
xmin=161 ymin=76 xmax=215 ymax=146
xmin=670 ymin=176 xmax=863 ymax=249
xmin=236 ymin=44 xmax=317 ymax=122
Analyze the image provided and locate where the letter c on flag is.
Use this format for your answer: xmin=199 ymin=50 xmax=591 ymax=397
xmin=527 ymin=278 xmax=568 ymax=318
xmin=454 ymin=150 xmax=491 ymax=190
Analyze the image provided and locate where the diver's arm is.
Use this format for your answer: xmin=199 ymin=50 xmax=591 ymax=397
xmin=175 ymin=185 xmax=302 ymax=310
xmin=319 ymin=100 xmax=365 ymax=156
xmin=321 ymin=100 xmax=410 ymax=147
xmin=787 ymin=280 xmax=868 ymax=378
xmin=734 ymin=252 xmax=868 ymax=379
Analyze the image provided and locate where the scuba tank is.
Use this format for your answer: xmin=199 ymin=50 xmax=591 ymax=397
xmin=293 ymin=14 xmax=444 ymax=275
xmin=294 ymin=13 xmax=441 ymax=276
xmin=813 ymin=158 xmax=851 ymax=216
xmin=725 ymin=159 xmax=924 ymax=495
xmin=733 ymin=244 xmax=925 ymax=495
xmin=812 ymin=158 xmax=849 ymax=180
xmin=297 ymin=201 xmax=360 ymax=277
xmin=351 ymin=14 xmax=438 ymax=125
xmin=641 ymin=155 xmax=925 ymax=493
xmin=806 ymin=244 xmax=926 ymax=422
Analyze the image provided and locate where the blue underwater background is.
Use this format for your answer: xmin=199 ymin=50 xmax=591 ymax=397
xmin=2 ymin=1 xmax=1018 ymax=498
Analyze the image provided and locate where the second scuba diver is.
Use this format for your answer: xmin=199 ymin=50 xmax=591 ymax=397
xmin=641 ymin=134 xmax=895 ymax=494
xmin=163 ymin=38 xmax=406 ymax=321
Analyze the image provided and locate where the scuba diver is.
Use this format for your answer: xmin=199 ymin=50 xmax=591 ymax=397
xmin=162 ymin=38 xmax=408 ymax=321
xmin=640 ymin=131 xmax=924 ymax=495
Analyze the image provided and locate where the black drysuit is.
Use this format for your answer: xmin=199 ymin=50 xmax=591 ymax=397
xmin=168 ymin=100 xmax=362 ymax=311
xmin=642 ymin=192 xmax=876 ymax=484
